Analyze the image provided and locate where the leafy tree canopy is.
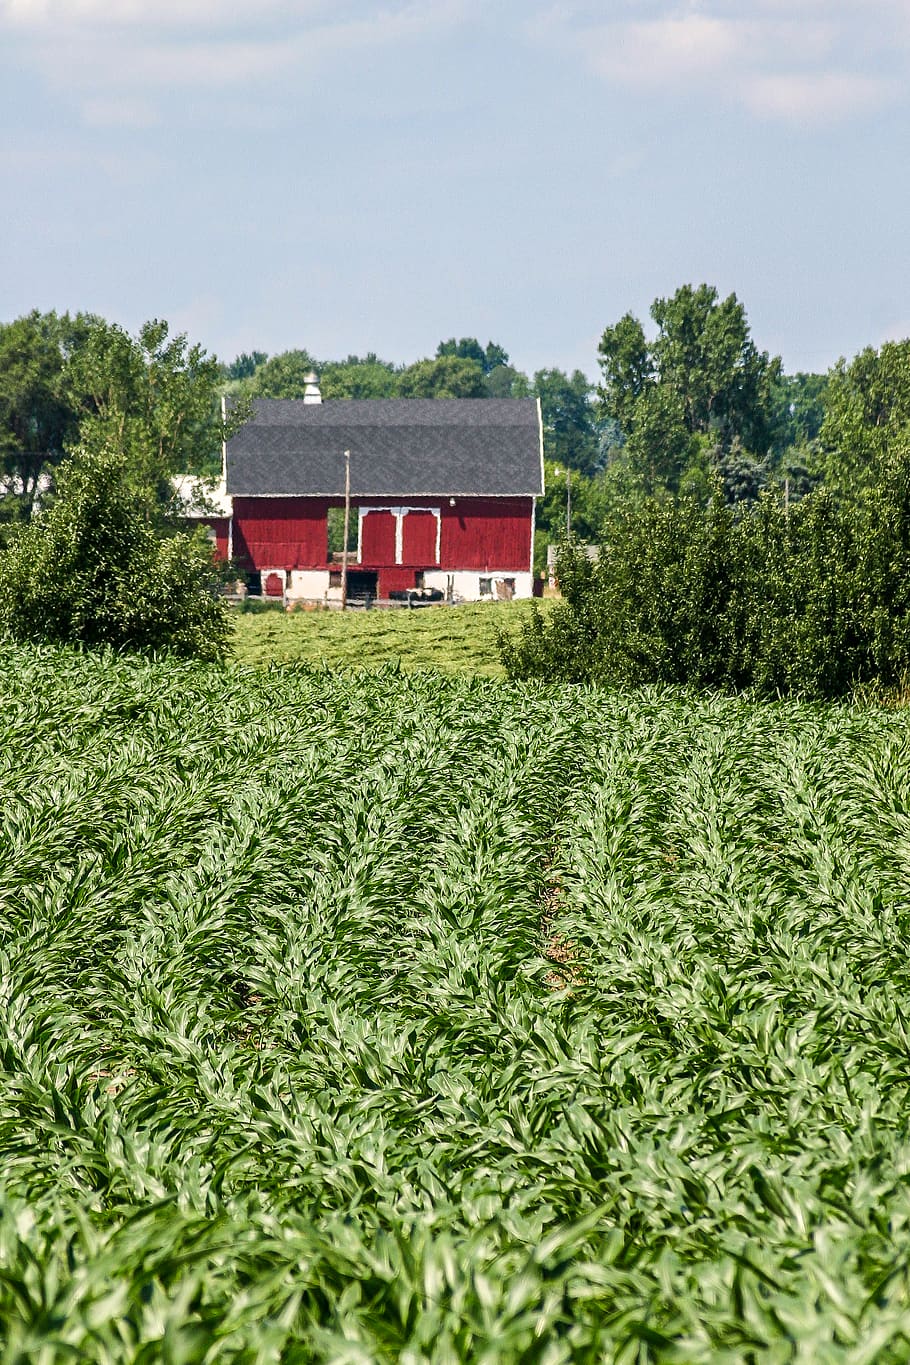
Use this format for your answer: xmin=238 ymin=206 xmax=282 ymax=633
xmin=598 ymin=286 xmax=782 ymax=486
xmin=0 ymin=311 xmax=89 ymax=531
xmin=397 ymin=355 xmax=487 ymax=399
xmin=769 ymin=370 xmax=829 ymax=457
xmin=819 ymin=341 xmax=910 ymax=495
xmin=533 ymin=368 xmax=599 ymax=476
xmin=224 ymin=351 xmax=268 ymax=381
xmin=319 ymin=355 xmax=400 ymax=400
xmin=0 ymin=441 xmax=228 ymax=660
xmin=249 ymin=349 xmax=318 ymax=400
xmin=65 ymin=317 xmax=228 ymax=501
xmin=436 ymin=338 xmax=510 ymax=375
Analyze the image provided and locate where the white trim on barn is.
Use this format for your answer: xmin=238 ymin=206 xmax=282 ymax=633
xmin=358 ymin=505 xmax=442 ymax=566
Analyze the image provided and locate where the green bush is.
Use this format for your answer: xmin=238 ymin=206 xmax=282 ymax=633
xmin=501 ymin=459 xmax=910 ymax=698
xmin=0 ymin=444 xmax=229 ymax=661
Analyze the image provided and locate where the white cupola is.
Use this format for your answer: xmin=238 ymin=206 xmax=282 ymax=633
xmin=303 ymin=370 xmax=322 ymax=404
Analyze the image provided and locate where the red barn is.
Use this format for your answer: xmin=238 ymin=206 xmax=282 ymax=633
xmin=215 ymin=393 xmax=544 ymax=603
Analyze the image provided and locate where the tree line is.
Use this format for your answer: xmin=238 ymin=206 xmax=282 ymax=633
xmin=1 ymin=291 xmax=909 ymax=686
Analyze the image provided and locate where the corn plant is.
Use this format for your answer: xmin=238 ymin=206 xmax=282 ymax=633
xmin=1 ymin=642 xmax=910 ymax=1360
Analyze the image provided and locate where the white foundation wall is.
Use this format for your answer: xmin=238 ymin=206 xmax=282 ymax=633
xmin=283 ymin=568 xmax=534 ymax=603
xmin=423 ymin=571 xmax=534 ymax=602
xmin=287 ymin=570 xmax=332 ymax=601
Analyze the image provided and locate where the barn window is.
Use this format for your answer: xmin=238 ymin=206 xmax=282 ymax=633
xmin=479 ymin=577 xmax=492 ymax=596
xmin=329 ymin=570 xmax=343 ymax=587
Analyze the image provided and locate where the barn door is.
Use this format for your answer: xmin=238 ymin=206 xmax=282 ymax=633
xmin=360 ymin=510 xmax=396 ymax=564
xmin=400 ymin=510 xmax=438 ymax=566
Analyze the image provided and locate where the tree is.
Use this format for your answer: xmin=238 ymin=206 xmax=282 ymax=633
xmin=819 ymin=341 xmax=910 ymax=494
xmin=397 ymin=356 xmax=487 ymax=398
xmin=0 ymin=442 xmax=229 ymax=661
xmin=624 ymin=386 xmax=693 ymax=495
xmin=598 ymin=285 xmax=781 ymax=495
xmin=597 ymin=313 xmax=652 ymax=434
xmin=485 ymin=364 xmax=529 ymax=399
xmin=0 ymin=311 xmax=85 ymax=531
xmin=436 ymin=338 xmax=510 ymax=375
xmin=249 ymin=349 xmax=318 ymax=400
xmin=319 ymin=355 xmax=400 ymax=399
xmin=532 ymin=368 xmax=600 ymax=475
xmin=224 ymin=351 xmax=268 ymax=381
xmin=500 ymin=450 xmax=910 ymax=700
xmin=769 ymin=370 xmax=829 ymax=456
xmin=65 ymin=318 xmax=229 ymax=501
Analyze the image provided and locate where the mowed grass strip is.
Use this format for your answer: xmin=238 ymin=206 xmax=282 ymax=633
xmin=231 ymin=598 xmax=543 ymax=674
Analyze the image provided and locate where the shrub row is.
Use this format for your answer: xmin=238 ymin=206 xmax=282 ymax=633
xmin=501 ymin=458 xmax=910 ymax=697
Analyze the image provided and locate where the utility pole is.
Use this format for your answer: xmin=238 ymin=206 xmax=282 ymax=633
xmin=566 ymin=465 xmax=571 ymax=538
xmin=341 ymin=449 xmax=351 ymax=612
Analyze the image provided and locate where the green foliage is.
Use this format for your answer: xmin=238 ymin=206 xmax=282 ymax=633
xmin=532 ymin=367 xmax=600 ymax=474
xmin=820 ymin=341 xmax=910 ymax=494
xmin=0 ymin=444 xmax=228 ymax=660
xmin=436 ymin=336 xmax=510 ymax=374
xmin=502 ymin=462 xmax=910 ymax=697
xmin=66 ymin=317 xmax=227 ymax=490
xmin=624 ymin=384 xmax=695 ymax=494
xmin=397 ymin=354 xmax=488 ymax=398
xmin=484 ymin=363 xmax=529 ymax=398
xmin=3 ymin=651 xmax=910 ymax=1357
xmin=536 ymin=459 xmax=613 ymax=548
xmin=0 ymin=311 xmax=87 ymax=528
xmin=326 ymin=504 xmax=357 ymax=555
xmin=319 ymin=354 xmax=400 ymax=399
xmin=769 ymin=369 xmax=830 ymax=456
xmin=598 ymin=285 xmax=782 ymax=497
xmin=249 ymin=347 xmax=319 ymax=399
xmin=224 ymin=350 xmax=268 ymax=380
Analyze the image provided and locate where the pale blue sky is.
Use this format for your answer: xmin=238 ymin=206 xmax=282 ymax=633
xmin=2 ymin=1 xmax=909 ymax=381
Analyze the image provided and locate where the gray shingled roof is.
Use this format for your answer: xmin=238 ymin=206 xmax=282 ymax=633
xmin=225 ymin=398 xmax=544 ymax=497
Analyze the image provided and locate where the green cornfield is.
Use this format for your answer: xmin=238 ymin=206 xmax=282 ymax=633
xmin=2 ymin=642 xmax=910 ymax=1362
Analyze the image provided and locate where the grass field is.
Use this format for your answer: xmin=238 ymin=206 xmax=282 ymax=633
xmin=4 ymin=643 xmax=910 ymax=1360
xmin=231 ymin=599 xmax=540 ymax=674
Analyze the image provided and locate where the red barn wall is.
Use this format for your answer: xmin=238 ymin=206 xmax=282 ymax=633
xmin=196 ymin=517 xmax=230 ymax=561
xmin=231 ymin=497 xmax=328 ymax=569
xmin=440 ymin=498 xmax=531 ymax=570
xmin=229 ymin=495 xmax=533 ymax=575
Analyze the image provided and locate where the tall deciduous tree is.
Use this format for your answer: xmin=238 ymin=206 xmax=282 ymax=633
xmin=224 ymin=351 xmax=268 ymax=381
xmin=66 ymin=318 xmax=230 ymax=505
xmin=0 ymin=441 xmax=228 ymax=660
xmin=598 ymin=285 xmax=781 ymax=496
xmin=820 ymin=341 xmax=910 ymax=494
xmin=0 ymin=311 xmax=85 ymax=529
xmin=532 ymin=368 xmax=599 ymax=475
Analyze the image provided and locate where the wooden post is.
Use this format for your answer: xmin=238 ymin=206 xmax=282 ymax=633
xmin=341 ymin=449 xmax=351 ymax=611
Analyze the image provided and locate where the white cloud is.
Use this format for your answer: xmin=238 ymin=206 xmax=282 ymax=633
xmin=0 ymin=0 xmax=475 ymax=124
xmin=530 ymin=2 xmax=910 ymax=125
